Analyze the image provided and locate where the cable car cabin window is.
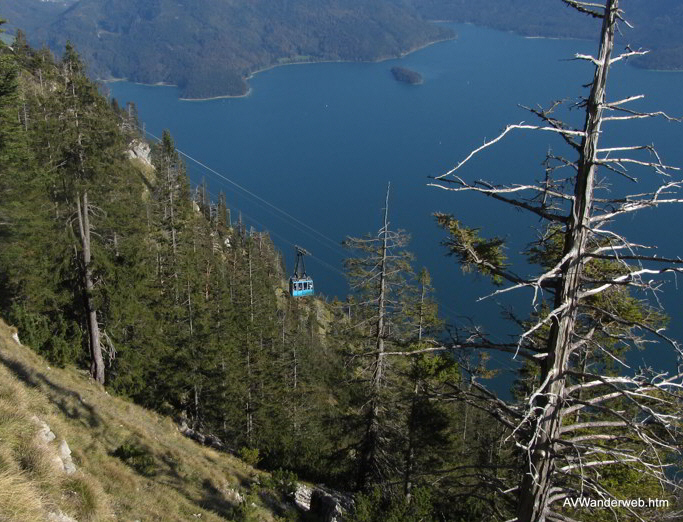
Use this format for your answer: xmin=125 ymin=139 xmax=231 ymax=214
xmin=290 ymin=247 xmax=314 ymax=297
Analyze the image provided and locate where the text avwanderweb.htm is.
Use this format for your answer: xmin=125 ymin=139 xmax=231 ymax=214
xmin=563 ymin=497 xmax=669 ymax=509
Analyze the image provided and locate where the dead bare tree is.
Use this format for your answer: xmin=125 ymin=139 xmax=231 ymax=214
xmin=343 ymin=183 xmax=416 ymax=491
xmin=76 ymin=190 xmax=105 ymax=384
xmin=429 ymin=1 xmax=683 ymax=520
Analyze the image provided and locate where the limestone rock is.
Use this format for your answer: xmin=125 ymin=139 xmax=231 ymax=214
xmin=294 ymin=483 xmax=313 ymax=511
xmin=31 ymin=415 xmax=56 ymax=444
xmin=30 ymin=416 xmax=78 ymax=475
xmin=48 ymin=510 xmax=77 ymax=522
xmin=178 ymin=420 xmax=226 ymax=450
xmin=308 ymin=485 xmax=353 ymax=522
xmin=225 ymin=487 xmax=244 ymax=505
xmin=58 ymin=439 xmax=77 ymax=475
xmin=127 ymin=139 xmax=152 ymax=168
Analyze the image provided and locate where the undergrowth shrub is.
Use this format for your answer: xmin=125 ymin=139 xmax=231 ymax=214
xmin=238 ymin=446 xmax=260 ymax=467
xmin=262 ymin=468 xmax=298 ymax=500
xmin=113 ymin=441 xmax=156 ymax=476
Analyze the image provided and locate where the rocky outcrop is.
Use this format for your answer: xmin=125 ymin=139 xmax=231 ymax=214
xmin=294 ymin=483 xmax=313 ymax=511
xmin=31 ymin=415 xmax=77 ymax=474
xmin=34 ymin=416 xmax=56 ymax=444
xmin=58 ymin=439 xmax=77 ymax=474
xmin=295 ymin=483 xmax=353 ymax=522
xmin=126 ymin=139 xmax=152 ymax=168
xmin=178 ymin=419 xmax=228 ymax=451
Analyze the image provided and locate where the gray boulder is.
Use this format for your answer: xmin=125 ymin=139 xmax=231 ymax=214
xmin=308 ymin=485 xmax=354 ymax=522
xmin=58 ymin=439 xmax=77 ymax=475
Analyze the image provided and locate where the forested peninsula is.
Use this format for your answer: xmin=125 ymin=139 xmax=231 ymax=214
xmin=1 ymin=0 xmax=453 ymax=99
xmin=3 ymin=0 xmax=683 ymax=100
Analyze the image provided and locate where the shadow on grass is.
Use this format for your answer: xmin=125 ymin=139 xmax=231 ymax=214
xmin=199 ymin=478 xmax=240 ymax=519
xmin=0 ymin=349 xmax=101 ymax=429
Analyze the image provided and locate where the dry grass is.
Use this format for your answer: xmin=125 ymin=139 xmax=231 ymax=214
xmin=0 ymin=469 xmax=46 ymax=521
xmin=0 ymin=319 xmax=280 ymax=521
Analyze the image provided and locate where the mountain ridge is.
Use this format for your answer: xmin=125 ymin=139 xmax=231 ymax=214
xmin=4 ymin=0 xmax=683 ymax=98
xmin=3 ymin=0 xmax=453 ymax=98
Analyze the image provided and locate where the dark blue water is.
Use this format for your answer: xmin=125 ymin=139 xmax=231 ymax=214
xmin=108 ymin=24 xmax=683 ymax=387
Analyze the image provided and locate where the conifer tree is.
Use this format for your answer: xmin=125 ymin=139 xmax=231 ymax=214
xmin=430 ymin=1 xmax=683 ymax=519
xmin=342 ymin=184 xmax=419 ymax=491
xmin=400 ymin=268 xmax=450 ymax=502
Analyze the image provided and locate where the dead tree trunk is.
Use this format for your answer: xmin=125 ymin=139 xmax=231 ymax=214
xmin=357 ymin=183 xmax=391 ymax=491
xmin=430 ymin=1 xmax=683 ymax=519
xmin=403 ymin=274 xmax=427 ymax=502
xmin=516 ymin=2 xmax=618 ymax=520
xmin=246 ymin=241 xmax=254 ymax=445
xmin=76 ymin=190 xmax=105 ymax=384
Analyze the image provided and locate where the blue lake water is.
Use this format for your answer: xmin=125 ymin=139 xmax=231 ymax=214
xmin=108 ymin=23 xmax=683 ymax=386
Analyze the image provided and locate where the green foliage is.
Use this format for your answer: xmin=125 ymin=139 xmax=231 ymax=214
xmin=349 ymin=486 xmax=438 ymax=522
xmin=435 ymin=212 xmax=507 ymax=285
xmin=238 ymin=447 xmax=261 ymax=468
xmin=0 ymin=34 xmax=515 ymax=520
xmin=113 ymin=441 xmax=157 ymax=477
xmin=261 ymin=468 xmax=298 ymax=500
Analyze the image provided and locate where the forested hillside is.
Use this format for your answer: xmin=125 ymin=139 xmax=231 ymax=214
xmin=2 ymin=0 xmax=683 ymax=100
xmin=0 ymin=23 xmax=500 ymax=519
xmin=1 ymin=0 xmax=452 ymax=98
xmin=415 ymin=0 xmax=683 ymax=70
xmin=1 ymin=2 xmax=683 ymax=520
xmin=0 ymin=22 xmax=489 ymax=519
xmin=0 ymin=27 xmax=344 ymax=484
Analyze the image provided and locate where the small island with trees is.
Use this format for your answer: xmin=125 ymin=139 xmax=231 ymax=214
xmin=390 ymin=66 xmax=423 ymax=84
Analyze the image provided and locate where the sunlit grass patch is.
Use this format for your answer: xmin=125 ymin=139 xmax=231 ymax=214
xmin=0 ymin=469 xmax=45 ymax=521
xmin=0 ymin=318 xmax=279 ymax=521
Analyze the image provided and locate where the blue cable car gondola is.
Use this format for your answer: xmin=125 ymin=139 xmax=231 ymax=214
xmin=289 ymin=246 xmax=314 ymax=297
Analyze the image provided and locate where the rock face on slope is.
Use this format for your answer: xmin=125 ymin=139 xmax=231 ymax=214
xmin=32 ymin=415 xmax=77 ymax=475
xmin=295 ymin=483 xmax=354 ymax=521
xmin=127 ymin=139 xmax=152 ymax=168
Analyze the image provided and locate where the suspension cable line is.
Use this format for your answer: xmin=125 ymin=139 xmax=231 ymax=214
xmin=142 ymin=128 xmax=348 ymax=258
xmin=199 ymin=183 xmax=348 ymax=279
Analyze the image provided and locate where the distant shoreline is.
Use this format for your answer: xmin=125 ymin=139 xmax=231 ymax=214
xmin=103 ymin=78 xmax=177 ymax=87
xmin=103 ymin=33 xmax=455 ymax=101
xmin=236 ymin=33 xmax=454 ymax=97
xmin=102 ymin=26 xmax=683 ymax=102
xmin=179 ymin=89 xmax=254 ymax=102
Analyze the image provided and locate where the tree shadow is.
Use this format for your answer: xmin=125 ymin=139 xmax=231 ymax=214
xmin=0 ymin=349 xmax=101 ymax=429
xmin=198 ymin=478 xmax=239 ymax=518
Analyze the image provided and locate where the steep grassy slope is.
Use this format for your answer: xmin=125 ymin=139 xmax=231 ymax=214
xmin=0 ymin=318 xmax=284 ymax=521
